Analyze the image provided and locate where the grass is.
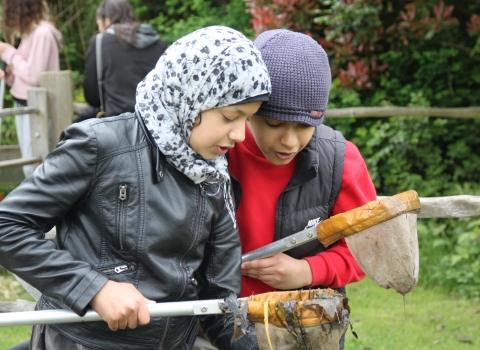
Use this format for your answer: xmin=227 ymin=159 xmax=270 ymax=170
xmin=344 ymin=278 xmax=479 ymax=350
xmin=1 ymin=271 xmax=479 ymax=349
xmin=0 ymin=270 xmax=34 ymax=350
xmin=0 ymin=328 xmax=31 ymax=350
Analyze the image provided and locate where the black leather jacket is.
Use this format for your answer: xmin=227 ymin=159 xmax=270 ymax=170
xmin=0 ymin=113 xmax=244 ymax=350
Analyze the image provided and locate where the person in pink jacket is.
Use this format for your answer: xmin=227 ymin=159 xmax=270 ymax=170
xmin=0 ymin=0 xmax=62 ymax=178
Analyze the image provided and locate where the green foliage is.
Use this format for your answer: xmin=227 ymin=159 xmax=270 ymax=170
xmin=148 ymin=0 xmax=253 ymax=44
xmin=417 ymin=217 xmax=480 ymax=299
xmin=1 ymin=87 xmax=19 ymax=146
xmin=440 ymin=218 xmax=480 ymax=298
xmin=47 ymin=0 xmax=253 ymax=93
xmin=48 ymin=0 xmax=99 ymax=74
xmin=326 ymin=89 xmax=480 ymax=197
xmin=1 ymin=116 xmax=18 ymax=146
xmin=328 ymin=79 xmax=362 ymax=108
xmin=315 ymin=1 xmax=480 ymax=199
xmin=314 ymin=0 xmax=384 ymax=68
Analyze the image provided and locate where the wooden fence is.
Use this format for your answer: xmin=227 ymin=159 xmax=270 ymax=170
xmin=0 ymin=71 xmax=73 ymax=183
xmin=0 ymin=71 xmax=479 ymax=313
xmin=324 ymin=106 xmax=480 ymax=119
xmin=0 ymin=92 xmax=47 ymax=172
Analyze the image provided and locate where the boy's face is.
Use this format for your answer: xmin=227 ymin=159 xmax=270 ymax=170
xmin=189 ymin=102 xmax=262 ymax=161
xmin=247 ymin=115 xmax=315 ymax=165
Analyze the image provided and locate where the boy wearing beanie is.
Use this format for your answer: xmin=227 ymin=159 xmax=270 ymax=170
xmin=227 ymin=30 xmax=377 ymax=349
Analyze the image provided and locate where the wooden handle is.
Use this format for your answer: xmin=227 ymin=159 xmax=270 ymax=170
xmin=317 ymin=190 xmax=421 ymax=247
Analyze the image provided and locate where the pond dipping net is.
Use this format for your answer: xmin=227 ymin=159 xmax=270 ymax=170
xmin=241 ymin=289 xmax=350 ymax=350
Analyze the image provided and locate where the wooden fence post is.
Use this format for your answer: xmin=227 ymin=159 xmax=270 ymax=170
xmin=27 ymin=87 xmax=50 ymax=167
xmin=39 ymin=71 xmax=74 ymax=151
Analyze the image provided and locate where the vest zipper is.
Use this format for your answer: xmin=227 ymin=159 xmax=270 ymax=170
xmin=118 ymin=184 xmax=127 ymax=250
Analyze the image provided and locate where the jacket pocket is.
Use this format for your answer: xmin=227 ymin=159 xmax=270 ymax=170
xmin=116 ymin=184 xmax=129 ymax=251
xmin=99 ymin=262 xmax=137 ymax=275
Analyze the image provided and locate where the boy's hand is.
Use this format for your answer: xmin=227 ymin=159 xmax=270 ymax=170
xmin=241 ymin=253 xmax=313 ymax=290
xmin=90 ymin=280 xmax=155 ymax=331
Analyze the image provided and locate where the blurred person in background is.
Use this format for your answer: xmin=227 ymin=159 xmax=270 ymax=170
xmin=78 ymin=0 xmax=167 ymax=121
xmin=0 ymin=0 xmax=62 ymax=178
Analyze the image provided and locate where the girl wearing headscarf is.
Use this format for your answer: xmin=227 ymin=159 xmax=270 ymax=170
xmin=0 ymin=26 xmax=270 ymax=350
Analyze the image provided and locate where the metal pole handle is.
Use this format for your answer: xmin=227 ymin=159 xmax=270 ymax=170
xmin=0 ymin=298 xmax=226 ymax=328
xmin=241 ymin=224 xmax=319 ymax=262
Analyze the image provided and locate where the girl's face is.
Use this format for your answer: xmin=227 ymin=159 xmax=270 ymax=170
xmin=189 ymin=101 xmax=262 ymax=160
xmin=247 ymin=115 xmax=315 ymax=165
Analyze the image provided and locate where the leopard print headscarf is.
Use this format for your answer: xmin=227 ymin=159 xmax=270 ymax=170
xmin=135 ymin=26 xmax=271 ymax=226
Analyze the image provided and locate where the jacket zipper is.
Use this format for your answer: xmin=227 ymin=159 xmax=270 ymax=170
xmin=100 ymin=263 xmax=132 ymax=274
xmin=184 ymin=184 xmax=204 ymax=295
xmin=118 ymin=184 xmax=127 ymax=250
xmin=180 ymin=184 xmax=204 ymax=298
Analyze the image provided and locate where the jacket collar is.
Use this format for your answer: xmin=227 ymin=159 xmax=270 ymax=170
xmin=135 ymin=112 xmax=166 ymax=183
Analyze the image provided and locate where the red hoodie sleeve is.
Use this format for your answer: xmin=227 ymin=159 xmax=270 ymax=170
xmin=303 ymin=141 xmax=377 ymax=288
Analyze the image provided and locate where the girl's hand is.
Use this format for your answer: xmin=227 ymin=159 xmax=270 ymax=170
xmin=90 ymin=280 xmax=155 ymax=331
xmin=0 ymin=68 xmax=9 ymax=80
xmin=241 ymin=253 xmax=313 ymax=290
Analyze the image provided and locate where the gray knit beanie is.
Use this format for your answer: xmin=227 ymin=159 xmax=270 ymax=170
xmin=254 ymin=30 xmax=331 ymax=126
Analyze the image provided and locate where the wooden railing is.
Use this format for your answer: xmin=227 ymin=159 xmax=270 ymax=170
xmin=0 ymin=88 xmax=48 ymax=172
xmin=417 ymin=195 xmax=480 ymax=218
xmin=0 ymin=71 xmax=73 ymax=182
xmin=324 ymin=106 xmax=480 ymax=119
